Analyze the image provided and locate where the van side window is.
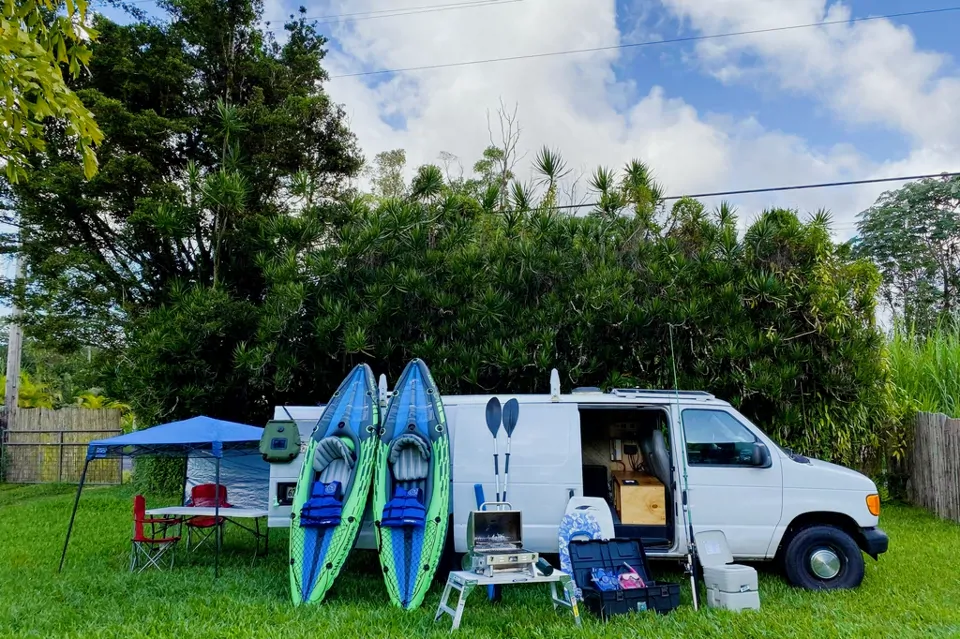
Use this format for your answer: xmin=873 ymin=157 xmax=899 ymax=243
xmin=682 ymin=409 xmax=758 ymax=467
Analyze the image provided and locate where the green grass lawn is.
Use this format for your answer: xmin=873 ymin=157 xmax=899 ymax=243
xmin=1 ymin=483 xmax=959 ymax=638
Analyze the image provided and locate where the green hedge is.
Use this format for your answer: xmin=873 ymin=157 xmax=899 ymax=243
xmin=122 ymin=196 xmax=897 ymax=487
xmin=238 ymin=198 xmax=894 ymax=472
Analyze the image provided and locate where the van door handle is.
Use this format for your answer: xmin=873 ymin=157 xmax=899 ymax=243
xmin=567 ymin=488 xmax=575 ymax=500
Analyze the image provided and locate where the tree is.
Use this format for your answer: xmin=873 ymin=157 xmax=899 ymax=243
xmin=0 ymin=335 xmax=106 ymax=405
xmin=532 ymin=146 xmax=569 ymax=210
xmin=3 ymin=1 xmax=362 ymax=425
xmin=1 ymin=0 xmax=103 ymax=182
xmin=854 ymin=176 xmax=960 ymax=333
xmin=3 ymin=1 xmax=361 ymax=347
xmin=485 ymin=100 xmax=522 ymax=208
xmin=365 ymin=149 xmax=407 ymax=199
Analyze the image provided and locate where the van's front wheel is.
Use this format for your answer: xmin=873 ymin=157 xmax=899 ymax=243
xmin=782 ymin=525 xmax=865 ymax=590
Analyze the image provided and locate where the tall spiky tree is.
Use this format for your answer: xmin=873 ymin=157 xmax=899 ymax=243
xmin=532 ymin=146 xmax=570 ymax=211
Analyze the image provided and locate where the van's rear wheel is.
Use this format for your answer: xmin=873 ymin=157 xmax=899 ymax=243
xmin=783 ymin=525 xmax=864 ymax=590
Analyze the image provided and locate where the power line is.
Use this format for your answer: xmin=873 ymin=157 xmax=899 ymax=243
xmin=331 ymin=5 xmax=960 ymax=78
xmin=537 ymin=171 xmax=960 ymax=214
xmin=661 ymin=172 xmax=960 ymax=203
xmin=292 ymin=0 xmax=520 ymax=23
xmin=124 ymin=0 xmax=525 ymax=24
xmin=263 ymin=0 xmax=522 ymax=32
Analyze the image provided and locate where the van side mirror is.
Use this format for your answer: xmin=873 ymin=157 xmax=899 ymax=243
xmin=751 ymin=442 xmax=772 ymax=468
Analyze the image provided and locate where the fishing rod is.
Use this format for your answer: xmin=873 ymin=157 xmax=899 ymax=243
xmin=669 ymin=323 xmax=700 ymax=611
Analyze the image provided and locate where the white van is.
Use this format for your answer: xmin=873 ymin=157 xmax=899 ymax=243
xmin=267 ymin=377 xmax=888 ymax=590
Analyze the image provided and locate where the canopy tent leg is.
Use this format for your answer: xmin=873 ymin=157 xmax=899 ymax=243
xmin=58 ymin=458 xmax=90 ymax=572
xmin=181 ymin=454 xmax=190 ymax=506
xmin=214 ymin=455 xmax=221 ymax=579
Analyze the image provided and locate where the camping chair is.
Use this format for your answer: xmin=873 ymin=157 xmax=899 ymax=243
xmin=130 ymin=495 xmax=181 ymax=573
xmin=185 ymin=484 xmax=232 ymax=552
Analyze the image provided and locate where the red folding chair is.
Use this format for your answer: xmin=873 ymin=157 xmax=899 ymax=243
xmin=130 ymin=495 xmax=181 ymax=572
xmin=185 ymin=484 xmax=232 ymax=552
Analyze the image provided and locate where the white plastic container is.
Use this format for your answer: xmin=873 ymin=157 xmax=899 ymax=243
xmin=706 ymin=587 xmax=761 ymax=611
xmin=702 ymin=563 xmax=759 ymax=593
xmin=696 ymin=530 xmax=761 ymax=612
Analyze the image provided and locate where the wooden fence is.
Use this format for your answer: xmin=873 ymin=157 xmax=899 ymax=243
xmin=2 ymin=408 xmax=123 ymax=485
xmin=910 ymin=411 xmax=960 ymax=522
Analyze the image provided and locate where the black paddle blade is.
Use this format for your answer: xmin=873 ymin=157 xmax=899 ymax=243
xmin=502 ymin=398 xmax=519 ymax=436
xmin=485 ymin=397 xmax=502 ymax=437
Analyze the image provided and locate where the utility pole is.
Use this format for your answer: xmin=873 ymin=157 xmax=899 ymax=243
xmin=4 ymin=253 xmax=23 ymax=428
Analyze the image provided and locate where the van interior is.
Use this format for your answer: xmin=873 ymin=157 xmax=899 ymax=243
xmin=578 ymin=406 xmax=675 ymax=548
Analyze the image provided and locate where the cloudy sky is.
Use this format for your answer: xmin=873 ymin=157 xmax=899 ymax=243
xmin=98 ymin=0 xmax=960 ymax=241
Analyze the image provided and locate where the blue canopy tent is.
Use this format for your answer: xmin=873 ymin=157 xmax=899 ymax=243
xmin=59 ymin=416 xmax=264 ymax=577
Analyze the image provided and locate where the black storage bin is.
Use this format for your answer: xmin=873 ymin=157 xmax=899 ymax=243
xmin=646 ymin=582 xmax=681 ymax=614
xmin=569 ymin=538 xmax=681 ymax=619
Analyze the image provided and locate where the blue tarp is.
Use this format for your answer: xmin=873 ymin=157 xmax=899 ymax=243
xmin=86 ymin=416 xmax=263 ymax=460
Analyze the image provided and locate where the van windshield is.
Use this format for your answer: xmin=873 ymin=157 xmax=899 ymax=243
xmin=725 ymin=409 xmax=801 ymax=460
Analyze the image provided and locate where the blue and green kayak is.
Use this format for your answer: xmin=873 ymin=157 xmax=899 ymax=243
xmin=373 ymin=359 xmax=451 ymax=610
xmin=289 ymin=364 xmax=379 ymax=605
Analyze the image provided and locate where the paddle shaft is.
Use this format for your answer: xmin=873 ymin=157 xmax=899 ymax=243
xmin=502 ymin=440 xmax=512 ymax=503
xmin=493 ymin=440 xmax=501 ymax=502
xmin=501 ymin=399 xmax=519 ymax=506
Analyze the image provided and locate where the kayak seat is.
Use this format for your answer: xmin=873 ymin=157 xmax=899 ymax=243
xmin=312 ymin=436 xmax=355 ymax=487
xmin=387 ymin=433 xmax=430 ymax=487
xmin=300 ymin=481 xmax=344 ymax=527
xmin=380 ymin=434 xmax=430 ymax=527
xmin=381 ymin=486 xmax=426 ymax=528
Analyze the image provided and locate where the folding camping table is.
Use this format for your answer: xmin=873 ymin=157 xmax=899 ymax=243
xmin=435 ymin=570 xmax=581 ymax=631
xmin=145 ymin=507 xmax=269 ymax=556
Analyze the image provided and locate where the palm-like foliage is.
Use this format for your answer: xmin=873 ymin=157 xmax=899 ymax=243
xmin=411 ymin=165 xmax=445 ymax=201
xmin=510 ymin=180 xmax=535 ymax=212
xmin=533 ymin=146 xmax=570 ymax=210
xmin=589 ymin=166 xmax=626 ymax=217
xmin=0 ymin=373 xmax=59 ymax=408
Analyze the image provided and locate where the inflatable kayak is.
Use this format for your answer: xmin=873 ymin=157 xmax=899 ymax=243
xmin=289 ymin=364 xmax=379 ymax=605
xmin=373 ymin=359 xmax=451 ymax=610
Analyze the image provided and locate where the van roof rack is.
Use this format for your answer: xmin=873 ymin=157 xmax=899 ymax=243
xmin=610 ymin=388 xmax=715 ymax=400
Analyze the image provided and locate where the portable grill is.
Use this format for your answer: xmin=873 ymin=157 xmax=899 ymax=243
xmin=465 ymin=502 xmax=539 ymax=578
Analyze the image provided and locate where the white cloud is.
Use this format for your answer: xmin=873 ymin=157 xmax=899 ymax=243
xmin=660 ymin=0 xmax=960 ymax=149
xmin=268 ymin=0 xmax=960 ymax=237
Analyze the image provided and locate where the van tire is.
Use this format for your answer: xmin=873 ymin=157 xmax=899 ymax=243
xmin=782 ymin=525 xmax=864 ymax=590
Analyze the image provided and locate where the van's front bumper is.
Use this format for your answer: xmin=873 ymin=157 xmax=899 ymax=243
xmin=859 ymin=527 xmax=889 ymax=559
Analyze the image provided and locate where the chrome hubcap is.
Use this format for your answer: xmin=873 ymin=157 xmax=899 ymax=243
xmin=810 ymin=548 xmax=841 ymax=579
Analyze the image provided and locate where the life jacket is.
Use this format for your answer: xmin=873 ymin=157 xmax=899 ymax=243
xmin=300 ymin=481 xmax=344 ymax=527
xmin=381 ymin=486 xmax=426 ymax=528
